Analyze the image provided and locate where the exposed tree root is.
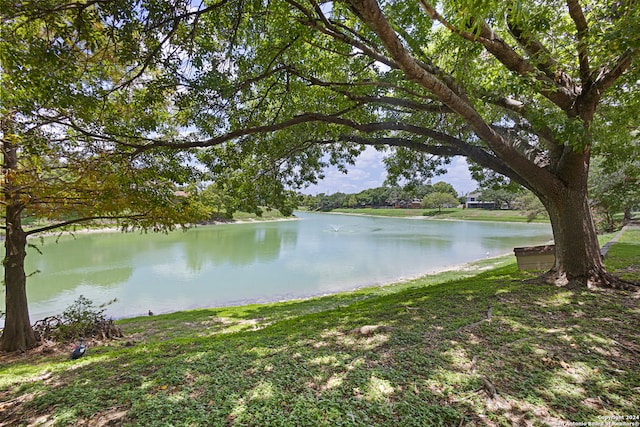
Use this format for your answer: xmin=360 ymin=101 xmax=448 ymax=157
xmin=531 ymin=269 xmax=639 ymax=292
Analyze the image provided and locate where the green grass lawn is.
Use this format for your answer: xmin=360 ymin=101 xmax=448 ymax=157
xmin=602 ymin=229 xmax=640 ymax=282
xmin=1 ymin=228 xmax=638 ymax=426
xmin=331 ymin=207 xmax=550 ymax=223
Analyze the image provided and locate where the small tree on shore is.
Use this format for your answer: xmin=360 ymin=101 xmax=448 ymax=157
xmin=0 ymin=2 xmax=209 ymax=352
xmin=478 ymin=187 xmax=523 ymax=210
xmin=422 ymin=192 xmax=459 ymax=212
xmin=589 ymin=133 xmax=640 ymax=231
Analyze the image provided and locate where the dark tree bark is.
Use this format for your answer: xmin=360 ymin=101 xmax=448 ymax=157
xmin=624 ymin=208 xmax=633 ymax=223
xmin=530 ymin=150 xmax=636 ymax=290
xmin=1 ymin=126 xmax=38 ymax=352
xmin=0 ymin=216 xmax=37 ymax=352
xmin=542 ymin=188 xmax=636 ymax=289
xmin=540 ymin=181 xmax=605 ymax=286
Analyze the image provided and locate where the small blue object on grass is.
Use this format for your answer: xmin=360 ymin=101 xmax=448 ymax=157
xmin=70 ymin=338 xmax=86 ymax=359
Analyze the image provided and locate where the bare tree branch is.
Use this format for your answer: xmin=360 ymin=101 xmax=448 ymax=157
xmin=25 ymin=215 xmax=147 ymax=236
xmin=505 ymin=14 xmax=558 ymax=82
xmin=283 ymin=65 xmax=449 ymax=112
xmin=287 ymin=0 xmax=398 ymax=69
xmin=419 ymin=0 xmax=577 ymax=112
xmin=485 ymin=96 xmax=563 ymax=156
xmin=327 ymin=134 xmax=528 ymax=188
xmin=566 ymin=0 xmax=591 ymax=84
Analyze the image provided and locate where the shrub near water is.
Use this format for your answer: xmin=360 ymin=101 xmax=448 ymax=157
xmin=32 ymin=295 xmax=123 ymax=342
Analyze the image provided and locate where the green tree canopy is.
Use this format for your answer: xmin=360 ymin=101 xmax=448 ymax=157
xmin=2 ymin=0 xmax=639 ymax=351
xmin=0 ymin=0 xmax=211 ymax=351
xmin=421 ymin=192 xmax=459 ymax=211
xmin=589 ymin=150 xmax=639 ymax=231
xmin=168 ymin=0 xmax=638 ymax=290
xmin=478 ymin=187 xmax=522 ymax=210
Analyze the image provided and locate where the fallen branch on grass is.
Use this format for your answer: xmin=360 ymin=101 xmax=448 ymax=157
xmin=456 ymin=306 xmax=493 ymax=333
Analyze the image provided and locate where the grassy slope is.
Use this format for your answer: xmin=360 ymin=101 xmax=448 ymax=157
xmin=0 ymin=232 xmax=638 ymax=426
xmin=330 ymin=208 xmax=549 ymax=223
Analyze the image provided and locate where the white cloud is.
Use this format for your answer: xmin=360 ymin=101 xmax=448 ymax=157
xmin=304 ymin=147 xmax=384 ymax=194
xmin=439 ymin=157 xmax=477 ymax=195
xmin=356 ymin=146 xmax=386 ymax=167
xmin=305 ymin=149 xmax=476 ymax=196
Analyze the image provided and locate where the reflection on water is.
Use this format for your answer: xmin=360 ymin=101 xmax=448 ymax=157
xmin=1 ymin=212 xmax=552 ymax=324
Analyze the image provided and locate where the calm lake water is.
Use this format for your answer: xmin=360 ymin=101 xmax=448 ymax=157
xmin=1 ymin=212 xmax=552 ymax=324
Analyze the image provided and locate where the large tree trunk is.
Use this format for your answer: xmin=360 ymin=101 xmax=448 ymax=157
xmin=1 ymin=118 xmax=38 ymax=352
xmin=0 ymin=217 xmax=37 ymax=352
xmin=535 ymin=152 xmax=636 ymax=290
xmin=543 ymin=186 xmax=605 ymax=287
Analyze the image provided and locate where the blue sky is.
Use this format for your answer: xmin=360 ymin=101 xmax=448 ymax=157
xmin=304 ymin=147 xmax=477 ymax=196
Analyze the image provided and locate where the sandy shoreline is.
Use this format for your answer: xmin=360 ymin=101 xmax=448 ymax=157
xmin=26 ymin=216 xmax=299 ymax=239
xmin=105 ymin=252 xmax=514 ymax=322
xmin=21 ymin=210 xmax=543 ymax=240
xmin=317 ymin=210 xmax=543 ymax=225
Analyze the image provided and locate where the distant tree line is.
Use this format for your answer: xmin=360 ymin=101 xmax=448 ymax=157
xmin=301 ymin=182 xmax=460 ymax=211
xmin=192 ymin=163 xmax=638 ymax=231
